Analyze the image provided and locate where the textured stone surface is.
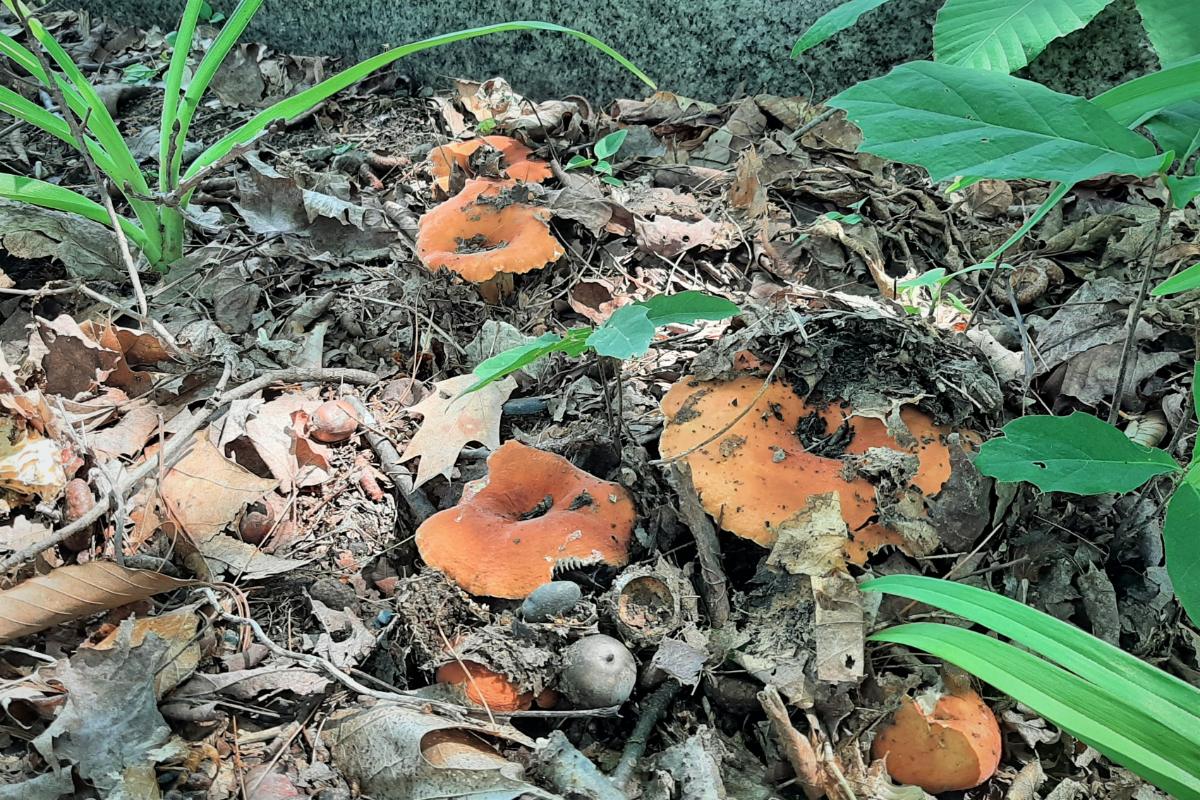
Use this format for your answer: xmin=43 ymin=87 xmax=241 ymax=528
xmin=75 ymin=0 xmax=1155 ymax=102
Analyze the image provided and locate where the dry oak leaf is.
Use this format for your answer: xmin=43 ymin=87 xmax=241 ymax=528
xmin=401 ymin=374 xmax=515 ymax=488
xmin=160 ymin=431 xmax=278 ymax=540
xmin=0 ymin=562 xmax=192 ymax=642
xmin=92 ymin=605 xmax=201 ymax=697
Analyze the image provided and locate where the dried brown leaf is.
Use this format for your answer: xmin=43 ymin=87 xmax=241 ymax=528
xmin=401 ymin=374 xmax=515 ymax=488
xmin=0 ymin=562 xmax=192 ymax=642
xmin=160 ymin=432 xmax=278 ymax=540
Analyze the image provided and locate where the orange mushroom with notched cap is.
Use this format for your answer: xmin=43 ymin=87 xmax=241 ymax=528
xmin=435 ymin=660 xmax=533 ymax=712
xmin=416 ymin=179 xmax=565 ymax=284
xmin=872 ymin=684 xmax=1002 ymax=793
xmin=415 ymin=440 xmax=636 ymax=599
xmin=426 ymin=136 xmax=553 ymax=192
xmin=658 ymin=374 xmax=954 ymax=563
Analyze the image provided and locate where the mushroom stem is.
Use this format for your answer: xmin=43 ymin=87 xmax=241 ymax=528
xmin=609 ymin=679 xmax=682 ymax=790
xmin=479 ymin=272 xmax=515 ymax=304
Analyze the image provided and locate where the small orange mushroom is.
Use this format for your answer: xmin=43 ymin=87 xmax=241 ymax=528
xmin=659 ymin=374 xmax=954 ymax=562
xmin=426 ymin=135 xmax=553 ymax=192
xmin=435 ymin=660 xmax=533 ymax=712
xmin=416 ymin=179 xmax=564 ymax=285
xmin=872 ymin=685 xmax=1002 ymax=793
xmin=415 ymin=440 xmax=635 ymax=599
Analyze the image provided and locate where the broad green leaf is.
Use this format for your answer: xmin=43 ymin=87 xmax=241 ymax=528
xmin=0 ymin=174 xmax=151 ymax=254
xmin=974 ymin=412 xmax=1179 ymax=493
xmin=1144 ymin=102 xmax=1200 ymax=164
xmin=828 ymin=62 xmax=1164 ymax=185
xmin=1166 ymin=175 xmax=1200 ymax=209
xmin=1153 ymin=262 xmax=1200 ymax=296
xmin=862 ymin=576 xmax=1200 ymax=727
xmin=1135 ymin=0 xmax=1200 ymax=67
xmin=898 ymin=268 xmax=948 ymax=291
xmin=870 ymin=624 xmax=1200 ymax=799
xmin=935 ymin=0 xmax=1115 ymax=73
xmin=587 ymin=305 xmax=656 ymax=359
xmin=594 ymin=129 xmax=628 ymax=160
xmin=466 ymin=329 xmax=591 ymax=393
xmin=1093 ymin=58 xmax=1200 ymax=127
xmin=791 ymin=0 xmax=897 ymax=58
xmin=186 ymin=22 xmax=654 ymax=181
xmin=565 ymin=155 xmax=595 ymax=170
xmin=637 ymin=291 xmax=740 ymax=326
xmin=1164 ymin=482 xmax=1200 ymax=623
xmin=1193 ymin=363 xmax=1200 ymax=427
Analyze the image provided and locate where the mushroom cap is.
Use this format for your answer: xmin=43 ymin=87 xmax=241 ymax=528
xmin=435 ymin=660 xmax=533 ymax=712
xmin=415 ymin=440 xmax=636 ymax=598
xmin=659 ymin=375 xmax=952 ymax=561
xmin=426 ymin=135 xmax=552 ymax=192
xmin=416 ymin=179 xmax=565 ymax=283
xmin=871 ymin=687 xmax=1002 ymax=792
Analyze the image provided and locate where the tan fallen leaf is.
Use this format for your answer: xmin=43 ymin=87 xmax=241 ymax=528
xmin=766 ymin=493 xmax=849 ymax=577
xmin=0 ymin=415 xmax=68 ymax=501
xmin=92 ymin=605 xmax=201 ymax=697
xmin=0 ymin=562 xmax=193 ymax=642
xmin=0 ymin=515 xmax=52 ymax=555
xmin=30 ymin=315 xmax=120 ymax=398
xmin=812 ymin=571 xmax=864 ymax=683
xmin=243 ymin=392 xmax=331 ymax=492
xmin=80 ymin=321 xmax=170 ymax=397
xmin=401 ymin=374 xmax=515 ymax=488
xmin=88 ymin=403 xmax=161 ymax=463
xmin=160 ymin=432 xmax=277 ymax=540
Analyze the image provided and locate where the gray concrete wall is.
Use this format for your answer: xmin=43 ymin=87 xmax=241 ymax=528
xmin=75 ymin=0 xmax=1155 ymax=102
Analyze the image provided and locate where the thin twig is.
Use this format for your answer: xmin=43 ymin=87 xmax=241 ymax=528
xmin=789 ymin=108 xmax=837 ymax=144
xmin=0 ymin=367 xmax=378 ymax=572
xmin=165 ymin=131 xmax=267 ymax=204
xmin=12 ymin=4 xmax=148 ymax=318
xmin=610 ymin=679 xmax=681 ymax=790
xmin=1109 ymin=205 xmax=1171 ymax=425
xmin=340 ymin=395 xmax=435 ymax=524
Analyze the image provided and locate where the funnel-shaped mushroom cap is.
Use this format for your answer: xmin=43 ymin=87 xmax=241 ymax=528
xmin=416 ymin=179 xmax=564 ymax=283
xmin=659 ymin=375 xmax=952 ymax=560
xmin=872 ymin=687 xmax=1002 ymax=792
xmin=435 ymin=660 xmax=533 ymax=712
xmin=415 ymin=441 xmax=635 ymax=598
xmin=427 ymin=136 xmax=552 ymax=191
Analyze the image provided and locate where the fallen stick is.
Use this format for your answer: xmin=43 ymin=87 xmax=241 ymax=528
xmin=610 ymin=679 xmax=681 ymax=790
xmin=670 ymin=463 xmax=730 ymax=629
xmin=1 ymin=367 xmax=378 ymax=572
xmin=340 ymin=396 xmax=435 ymax=524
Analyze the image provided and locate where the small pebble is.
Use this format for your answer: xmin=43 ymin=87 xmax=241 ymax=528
xmin=521 ymin=581 xmax=583 ymax=622
xmin=309 ymin=576 xmax=358 ymax=612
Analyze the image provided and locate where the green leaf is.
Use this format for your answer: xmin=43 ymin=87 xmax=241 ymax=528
xmin=828 ymin=61 xmax=1164 ymax=185
xmin=934 ymin=0 xmax=1115 ymax=73
xmin=897 ymin=268 xmax=949 ymax=291
xmin=185 ymin=22 xmax=655 ymax=181
xmin=1153 ymin=262 xmax=1200 ymax=295
xmin=869 ymin=623 xmax=1200 ymax=799
xmin=1166 ymin=175 xmax=1200 ymax=209
xmin=862 ymin=575 xmax=1200 ymax=727
xmin=587 ymin=305 xmax=656 ymax=359
xmin=1164 ymin=482 xmax=1200 ymax=624
xmin=565 ymin=155 xmax=594 ymax=170
xmin=601 ymin=175 xmax=624 ymax=187
xmin=594 ymin=129 xmax=628 ymax=160
xmin=636 ymin=290 xmax=740 ymax=326
xmin=593 ymin=160 xmax=614 ymax=175
xmin=1144 ymin=101 xmax=1200 ymax=165
xmin=121 ymin=63 xmax=156 ymax=84
xmin=466 ymin=329 xmax=591 ymax=393
xmin=1093 ymin=58 xmax=1200 ymax=127
xmin=0 ymin=173 xmax=150 ymax=254
xmin=974 ymin=412 xmax=1180 ymax=493
xmin=791 ymin=0 xmax=897 ymax=58
xmin=160 ymin=0 xmax=206 ymax=192
xmin=1192 ymin=362 xmax=1200 ymax=426
xmin=1135 ymin=0 xmax=1200 ymax=67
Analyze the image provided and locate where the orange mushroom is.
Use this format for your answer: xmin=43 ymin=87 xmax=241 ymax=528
xmin=426 ymin=136 xmax=552 ymax=192
xmin=659 ymin=374 xmax=954 ymax=562
xmin=872 ymin=685 xmax=1002 ymax=793
xmin=416 ymin=179 xmax=564 ymax=284
xmin=415 ymin=440 xmax=635 ymax=598
xmin=435 ymin=660 xmax=533 ymax=712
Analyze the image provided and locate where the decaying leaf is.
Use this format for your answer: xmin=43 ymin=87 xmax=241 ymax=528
xmin=401 ymin=374 xmax=516 ymax=488
xmin=92 ymin=605 xmax=202 ymax=697
xmin=811 ymin=572 xmax=864 ymax=683
xmin=175 ymin=664 xmax=330 ymax=700
xmin=0 ymin=414 xmax=68 ymax=502
xmin=766 ymin=493 xmax=849 ymax=577
xmin=242 ymin=392 xmax=332 ymax=491
xmin=329 ymin=703 xmax=550 ymax=800
xmin=0 ymin=562 xmax=192 ymax=642
xmin=0 ymin=200 xmax=125 ymax=281
xmin=32 ymin=315 xmax=121 ymax=398
xmin=87 ymin=404 xmax=161 ymax=463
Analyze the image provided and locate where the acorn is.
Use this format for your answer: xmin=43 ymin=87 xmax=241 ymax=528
xmin=238 ymin=501 xmax=274 ymax=545
xmin=521 ymin=581 xmax=583 ymax=623
xmin=308 ymin=399 xmax=360 ymax=443
xmin=558 ymin=634 xmax=636 ymax=708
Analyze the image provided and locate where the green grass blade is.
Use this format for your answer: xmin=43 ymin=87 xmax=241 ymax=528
xmin=160 ymin=0 xmax=206 ymax=192
xmin=1093 ymin=57 xmax=1200 ymax=127
xmin=185 ymin=22 xmax=655 ymax=180
xmin=0 ymin=173 xmax=151 ymax=254
xmin=166 ymin=0 xmax=265 ymax=188
xmin=871 ymin=624 xmax=1200 ymax=800
xmin=862 ymin=575 xmax=1200 ymax=726
xmin=0 ymin=85 xmax=119 ymax=178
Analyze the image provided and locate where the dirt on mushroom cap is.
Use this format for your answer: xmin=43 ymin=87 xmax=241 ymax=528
xmin=426 ymin=135 xmax=553 ymax=192
xmin=658 ymin=374 xmax=955 ymax=562
xmin=414 ymin=440 xmax=635 ymax=599
xmin=416 ymin=179 xmax=564 ymax=283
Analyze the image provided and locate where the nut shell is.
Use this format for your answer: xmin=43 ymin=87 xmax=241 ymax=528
xmin=558 ymin=634 xmax=636 ymax=708
xmin=308 ymin=399 xmax=360 ymax=443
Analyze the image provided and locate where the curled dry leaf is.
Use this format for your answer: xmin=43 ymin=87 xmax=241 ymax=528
xmin=0 ymin=562 xmax=192 ymax=642
xmin=0 ymin=413 xmax=68 ymax=502
xmin=401 ymin=374 xmax=515 ymax=488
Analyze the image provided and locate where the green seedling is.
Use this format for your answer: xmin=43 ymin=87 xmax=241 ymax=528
xmin=566 ymin=129 xmax=628 ymax=186
xmin=0 ymin=0 xmax=654 ymax=268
